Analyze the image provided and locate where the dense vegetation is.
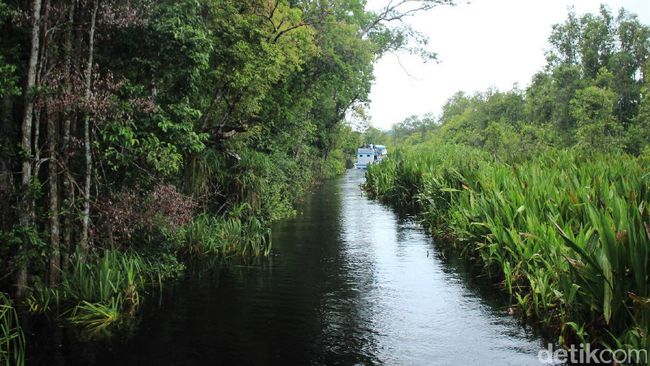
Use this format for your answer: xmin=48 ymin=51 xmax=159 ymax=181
xmin=365 ymin=6 xmax=650 ymax=359
xmin=0 ymin=0 xmax=456 ymax=362
xmin=389 ymin=6 xmax=650 ymax=157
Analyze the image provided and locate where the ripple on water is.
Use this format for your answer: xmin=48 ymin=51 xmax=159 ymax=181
xmin=28 ymin=170 xmax=548 ymax=366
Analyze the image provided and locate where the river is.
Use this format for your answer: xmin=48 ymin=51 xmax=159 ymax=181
xmin=30 ymin=170 xmax=548 ymax=365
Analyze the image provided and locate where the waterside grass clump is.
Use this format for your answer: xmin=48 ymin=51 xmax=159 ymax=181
xmin=0 ymin=293 xmax=24 ymax=366
xmin=27 ymin=249 xmax=184 ymax=338
xmin=182 ymin=213 xmax=271 ymax=258
xmin=23 ymin=206 xmax=274 ymax=341
xmin=365 ymin=144 xmax=650 ymax=359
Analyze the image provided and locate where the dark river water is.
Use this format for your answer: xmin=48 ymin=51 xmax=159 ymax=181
xmin=30 ymin=170 xmax=548 ymax=365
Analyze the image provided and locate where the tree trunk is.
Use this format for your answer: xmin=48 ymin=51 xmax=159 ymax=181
xmin=46 ymin=107 xmax=60 ymax=286
xmin=0 ymin=94 xmax=14 ymax=230
xmin=47 ymin=105 xmax=60 ymax=285
xmin=80 ymin=0 xmax=99 ymax=256
xmin=33 ymin=0 xmax=50 ymax=168
xmin=17 ymin=0 xmax=43 ymax=298
xmin=33 ymin=110 xmax=41 ymax=163
xmin=61 ymin=0 xmax=76 ymax=269
xmin=33 ymin=0 xmax=61 ymax=286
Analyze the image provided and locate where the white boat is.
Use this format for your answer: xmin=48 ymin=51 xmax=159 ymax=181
xmin=375 ymin=145 xmax=388 ymax=161
xmin=355 ymin=144 xmax=388 ymax=169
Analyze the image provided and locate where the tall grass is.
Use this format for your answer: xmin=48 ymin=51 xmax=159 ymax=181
xmin=26 ymin=207 xmax=272 ymax=338
xmin=183 ymin=213 xmax=272 ymax=257
xmin=27 ymin=249 xmax=184 ymax=338
xmin=366 ymin=144 xmax=650 ymax=358
xmin=62 ymin=251 xmax=144 ymax=306
xmin=0 ymin=293 xmax=24 ymax=366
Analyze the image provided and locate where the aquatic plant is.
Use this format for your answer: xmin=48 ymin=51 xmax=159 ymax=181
xmin=26 ymin=287 xmax=60 ymax=314
xmin=26 ymin=210 xmax=271 ymax=337
xmin=67 ymin=299 xmax=123 ymax=338
xmin=0 ymin=293 xmax=24 ymax=366
xmin=183 ymin=213 xmax=224 ymax=255
xmin=24 ymin=248 xmax=183 ymax=337
xmin=183 ymin=213 xmax=272 ymax=257
xmin=62 ymin=251 xmax=144 ymax=305
xmin=365 ymin=144 xmax=650 ymax=354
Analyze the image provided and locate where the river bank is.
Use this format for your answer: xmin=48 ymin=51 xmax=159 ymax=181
xmin=19 ymin=170 xmax=546 ymax=365
xmin=364 ymin=144 xmax=650 ymax=362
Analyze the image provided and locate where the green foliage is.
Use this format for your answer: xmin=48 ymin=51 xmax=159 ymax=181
xmin=362 ymin=127 xmax=389 ymax=146
xmin=365 ymin=7 xmax=650 ymax=354
xmin=545 ymin=5 xmax=650 ymax=139
xmin=27 ymin=249 xmax=184 ymax=337
xmin=0 ymin=226 xmax=47 ymax=286
xmin=0 ymin=2 xmax=17 ymax=99
xmin=391 ymin=114 xmax=437 ymax=145
xmin=0 ymin=0 xmax=449 ymax=355
xmin=366 ymin=144 xmax=650 ymax=353
xmin=98 ymin=85 xmax=207 ymax=182
xmin=182 ymin=212 xmax=271 ymax=257
xmin=570 ymin=85 xmax=622 ymax=152
xmin=429 ymin=89 xmax=557 ymax=161
xmin=62 ymin=251 xmax=144 ymax=306
xmin=0 ymin=56 xmax=18 ymax=98
xmin=67 ymin=300 xmax=124 ymax=338
xmin=397 ymin=7 xmax=649 ymax=157
xmin=0 ymin=293 xmax=24 ymax=366
xmin=627 ymin=62 xmax=650 ymax=154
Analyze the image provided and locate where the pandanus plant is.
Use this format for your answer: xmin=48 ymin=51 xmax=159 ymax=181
xmin=365 ymin=142 xmax=650 ymax=356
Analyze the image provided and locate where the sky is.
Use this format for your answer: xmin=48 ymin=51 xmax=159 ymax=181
xmin=366 ymin=0 xmax=650 ymax=130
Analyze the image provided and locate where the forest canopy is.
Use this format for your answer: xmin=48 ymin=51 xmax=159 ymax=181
xmin=388 ymin=5 xmax=650 ymax=160
xmin=0 ymin=0 xmax=452 ymax=333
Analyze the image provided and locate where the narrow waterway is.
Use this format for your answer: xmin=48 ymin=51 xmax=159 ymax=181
xmin=32 ymin=170 xmax=547 ymax=365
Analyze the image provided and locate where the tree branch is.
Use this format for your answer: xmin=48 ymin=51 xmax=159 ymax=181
xmin=363 ymin=0 xmax=455 ymax=35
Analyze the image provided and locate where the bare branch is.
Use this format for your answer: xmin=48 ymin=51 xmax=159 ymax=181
xmin=363 ymin=0 xmax=455 ymax=35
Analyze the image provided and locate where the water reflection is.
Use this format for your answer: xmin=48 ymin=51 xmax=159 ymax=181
xmin=29 ymin=170 xmax=546 ymax=365
xmin=335 ymin=170 xmax=543 ymax=365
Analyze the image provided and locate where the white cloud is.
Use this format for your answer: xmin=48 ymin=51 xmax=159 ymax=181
xmin=367 ymin=0 xmax=650 ymax=130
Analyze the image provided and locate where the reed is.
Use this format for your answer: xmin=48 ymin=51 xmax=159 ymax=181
xmin=365 ymin=143 xmax=650 ymax=355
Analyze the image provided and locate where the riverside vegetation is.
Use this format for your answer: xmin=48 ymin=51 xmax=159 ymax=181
xmin=365 ymin=6 xmax=650 ymax=363
xmin=0 ymin=0 xmax=454 ymax=363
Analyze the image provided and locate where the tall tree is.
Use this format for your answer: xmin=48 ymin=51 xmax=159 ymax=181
xmin=80 ymin=0 xmax=99 ymax=256
xmin=17 ymin=0 xmax=43 ymax=298
xmin=61 ymin=0 xmax=77 ymax=267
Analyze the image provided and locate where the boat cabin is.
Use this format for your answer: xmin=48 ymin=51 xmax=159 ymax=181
xmin=355 ymin=144 xmax=387 ymax=169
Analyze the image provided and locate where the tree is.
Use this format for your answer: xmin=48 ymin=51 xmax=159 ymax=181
xmin=627 ymin=61 xmax=650 ymax=154
xmin=80 ymin=0 xmax=100 ymax=256
xmin=0 ymin=0 xmax=456 ymax=306
xmin=363 ymin=127 xmax=390 ymax=146
xmin=16 ymin=0 xmax=43 ymax=298
xmin=570 ymin=86 xmax=622 ymax=152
